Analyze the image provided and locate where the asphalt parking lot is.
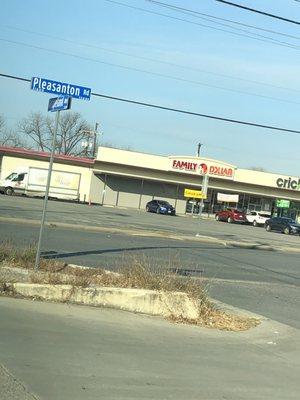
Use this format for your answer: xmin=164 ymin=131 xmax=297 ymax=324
xmin=0 ymin=195 xmax=299 ymax=249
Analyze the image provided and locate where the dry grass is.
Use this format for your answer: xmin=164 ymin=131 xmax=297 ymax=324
xmin=30 ymin=258 xmax=207 ymax=300
xmin=0 ymin=243 xmax=259 ymax=331
xmin=168 ymin=310 xmax=259 ymax=332
xmin=0 ymin=241 xmax=66 ymax=272
xmin=28 ymin=263 xmax=259 ymax=331
xmin=0 ymin=241 xmax=36 ymax=268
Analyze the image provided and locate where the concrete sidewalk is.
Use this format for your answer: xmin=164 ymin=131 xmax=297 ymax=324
xmin=0 ymin=297 xmax=299 ymax=400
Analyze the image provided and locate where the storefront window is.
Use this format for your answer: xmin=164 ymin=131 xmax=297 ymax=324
xmin=247 ymin=196 xmax=262 ymax=212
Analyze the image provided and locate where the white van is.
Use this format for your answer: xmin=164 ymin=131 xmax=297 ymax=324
xmin=0 ymin=167 xmax=81 ymax=201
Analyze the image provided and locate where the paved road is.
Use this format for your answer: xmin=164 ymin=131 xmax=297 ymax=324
xmin=1 ymin=195 xmax=300 ymax=248
xmin=0 ymin=363 xmax=37 ymax=400
xmin=1 ymin=221 xmax=300 ymax=329
xmin=0 ymin=297 xmax=299 ymax=400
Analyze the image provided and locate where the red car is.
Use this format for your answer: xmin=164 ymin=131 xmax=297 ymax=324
xmin=215 ymin=208 xmax=246 ymax=223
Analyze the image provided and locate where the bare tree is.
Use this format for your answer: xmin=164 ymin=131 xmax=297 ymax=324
xmin=19 ymin=112 xmax=51 ymax=152
xmin=0 ymin=114 xmax=10 ymax=146
xmin=19 ymin=112 xmax=92 ymax=156
xmin=0 ymin=115 xmax=4 ymax=133
xmin=0 ymin=114 xmax=27 ymax=148
xmin=55 ymin=112 xmax=91 ymax=155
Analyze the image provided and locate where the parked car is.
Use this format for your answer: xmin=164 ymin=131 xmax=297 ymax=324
xmin=265 ymin=217 xmax=300 ymax=235
xmin=146 ymin=199 xmax=176 ymax=215
xmin=215 ymin=208 xmax=246 ymax=223
xmin=246 ymin=211 xmax=271 ymax=227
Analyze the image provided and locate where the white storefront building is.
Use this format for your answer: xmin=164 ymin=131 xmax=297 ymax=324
xmin=90 ymin=147 xmax=300 ymax=218
xmin=1 ymin=145 xmax=299 ymax=218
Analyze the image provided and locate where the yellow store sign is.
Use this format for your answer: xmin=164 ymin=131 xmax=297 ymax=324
xmin=184 ymin=188 xmax=207 ymax=199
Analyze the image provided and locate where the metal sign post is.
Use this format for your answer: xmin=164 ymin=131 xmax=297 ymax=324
xmin=30 ymin=76 xmax=91 ymax=270
xmin=34 ymin=110 xmax=60 ymax=270
xmin=196 ymin=174 xmax=209 ymax=237
xmin=34 ymin=95 xmax=72 ymax=270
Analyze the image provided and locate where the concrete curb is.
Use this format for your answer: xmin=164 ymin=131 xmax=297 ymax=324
xmin=225 ymin=242 xmax=275 ymax=251
xmin=275 ymin=246 xmax=300 ymax=254
xmin=1 ymin=265 xmax=265 ymax=331
xmin=9 ymin=283 xmax=200 ymax=320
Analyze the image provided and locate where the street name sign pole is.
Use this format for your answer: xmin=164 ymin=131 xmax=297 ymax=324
xmin=34 ymin=109 xmax=60 ymax=270
xmin=31 ymin=77 xmax=91 ymax=270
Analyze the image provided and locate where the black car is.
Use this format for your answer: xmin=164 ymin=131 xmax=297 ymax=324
xmin=146 ymin=200 xmax=176 ymax=215
xmin=265 ymin=217 xmax=300 ymax=235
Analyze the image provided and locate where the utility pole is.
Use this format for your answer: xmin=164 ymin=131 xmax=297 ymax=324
xmin=81 ymin=122 xmax=99 ymax=158
xmin=93 ymin=122 xmax=99 ymax=158
xmin=197 ymin=143 xmax=202 ymax=157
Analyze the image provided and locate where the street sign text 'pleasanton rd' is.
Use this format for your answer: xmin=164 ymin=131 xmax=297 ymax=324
xmin=31 ymin=77 xmax=91 ymax=100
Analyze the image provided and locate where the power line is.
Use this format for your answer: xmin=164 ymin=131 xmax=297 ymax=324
xmin=1 ymin=72 xmax=300 ymax=135
xmin=2 ymin=37 xmax=300 ymax=106
xmin=146 ymin=1 xmax=300 ymax=47
xmin=0 ymin=73 xmax=29 ymax=83
xmin=103 ymin=0 xmax=300 ymax=50
xmin=147 ymin=0 xmax=300 ymax=41
xmin=106 ymin=121 xmax=300 ymax=161
xmin=2 ymin=24 xmax=300 ymax=94
xmin=216 ymin=0 xmax=300 ymax=25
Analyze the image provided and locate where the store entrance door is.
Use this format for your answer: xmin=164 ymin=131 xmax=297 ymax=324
xmin=185 ymin=199 xmax=200 ymax=214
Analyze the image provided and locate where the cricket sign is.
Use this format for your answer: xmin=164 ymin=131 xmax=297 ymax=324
xmin=276 ymin=199 xmax=290 ymax=208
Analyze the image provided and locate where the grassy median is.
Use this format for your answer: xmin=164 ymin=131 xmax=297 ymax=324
xmin=0 ymin=242 xmax=259 ymax=331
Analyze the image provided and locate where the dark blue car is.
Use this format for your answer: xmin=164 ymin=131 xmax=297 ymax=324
xmin=146 ymin=199 xmax=176 ymax=215
xmin=265 ymin=217 xmax=300 ymax=235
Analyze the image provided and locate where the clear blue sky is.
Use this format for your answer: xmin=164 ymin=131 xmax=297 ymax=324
xmin=1 ymin=0 xmax=300 ymax=175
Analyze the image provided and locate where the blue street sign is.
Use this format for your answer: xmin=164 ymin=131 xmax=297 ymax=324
xmin=31 ymin=77 xmax=91 ymax=101
xmin=48 ymin=96 xmax=72 ymax=112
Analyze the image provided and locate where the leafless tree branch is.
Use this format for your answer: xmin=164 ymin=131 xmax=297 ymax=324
xmin=0 ymin=114 xmax=28 ymax=148
xmin=19 ymin=112 xmax=92 ymax=156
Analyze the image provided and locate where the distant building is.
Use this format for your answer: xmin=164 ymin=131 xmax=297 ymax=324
xmin=91 ymin=147 xmax=300 ymax=218
xmin=1 ymin=145 xmax=299 ymax=218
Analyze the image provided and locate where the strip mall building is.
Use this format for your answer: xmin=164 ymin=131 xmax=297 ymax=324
xmin=1 ymin=146 xmax=300 ymax=218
